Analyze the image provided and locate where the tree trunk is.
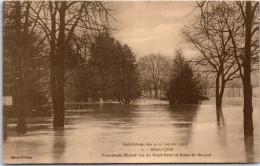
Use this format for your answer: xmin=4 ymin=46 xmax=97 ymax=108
xmin=16 ymin=77 xmax=27 ymax=133
xmin=215 ymin=74 xmax=222 ymax=110
xmin=215 ymin=67 xmax=226 ymax=111
xmin=154 ymin=86 xmax=158 ymax=97
xmin=243 ymin=1 xmax=254 ymax=136
xmin=15 ymin=1 xmax=27 ymax=134
xmin=216 ymin=107 xmax=225 ymax=127
xmin=50 ymin=2 xmax=66 ymax=128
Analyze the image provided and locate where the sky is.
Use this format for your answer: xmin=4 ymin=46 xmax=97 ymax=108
xmin=109 ymin=1 xmax=200 ymax=58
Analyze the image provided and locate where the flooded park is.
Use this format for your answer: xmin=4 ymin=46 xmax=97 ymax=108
xmin=2 ymin=1 xmax=259 ymax=164
xmin=3 ymin=97 xmax=259 ymax=164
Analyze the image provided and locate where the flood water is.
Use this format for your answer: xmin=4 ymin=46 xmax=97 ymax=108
xmin=3 ymin=97 xmax=259 ymax=164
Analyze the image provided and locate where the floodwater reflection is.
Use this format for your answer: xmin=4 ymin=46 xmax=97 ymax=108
xmin=167 ymin=105 xmax=199 ymax=144
xmin=68 ymin=103 xmax=139 ymax=128
xmin=216 ymin=107 xmax=225 ymax=128
xmin=244 ymin=135 xmax=255 ymax=163
xmin=52 ymin=128 xmax=66 ymax=162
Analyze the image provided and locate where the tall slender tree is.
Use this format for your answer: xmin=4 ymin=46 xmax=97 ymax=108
xmin=4 ymin=1 xmax=47 ymax=133
xmin=3 ymin=1 xmax=31 ymax=133
xmin=14 ymin=1 xmax=27 ymax=133
xmin=232 ymin=1 xmax=259 ymax=135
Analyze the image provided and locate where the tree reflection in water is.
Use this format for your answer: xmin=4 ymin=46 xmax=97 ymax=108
xmin=216 ymin=107 xmax=228 ymax=149
xmin=167 ymin=104 xmax=199 ymax=144
xmin=244 ymin=135 xmax=255 ymax=163
xmin=216 ymin=107 xmax=225 ymax=128
xmin=52 ymin=128 xmax=66 ymax=162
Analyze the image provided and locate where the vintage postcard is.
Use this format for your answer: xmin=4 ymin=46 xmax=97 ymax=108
xmin=2 ymin=1 xmax=259 ymax=164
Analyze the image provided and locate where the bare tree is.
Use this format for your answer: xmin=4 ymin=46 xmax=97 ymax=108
xmin=138 ymin=54 xmax=171 ymax=97
xmin=29 ymin=1 xmax=113 ymax=128
xmin=226 ymin=1 xmax=259 ymax=135
xmin=184 ymin=1 xmax=259 ymax=135
xmin=183 ymin=2 xmax=242 ymax=109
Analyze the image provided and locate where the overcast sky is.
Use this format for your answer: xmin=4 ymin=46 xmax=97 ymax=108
xmin=110 ymin=1 xmax=200 ymax=58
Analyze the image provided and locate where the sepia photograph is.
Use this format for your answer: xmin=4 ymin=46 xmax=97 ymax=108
xmin=2 ymin=0 xmax=259 ymax=164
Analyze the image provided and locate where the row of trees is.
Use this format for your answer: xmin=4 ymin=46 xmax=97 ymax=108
xmin=184 ymin=1 xmax=259 ymax=135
